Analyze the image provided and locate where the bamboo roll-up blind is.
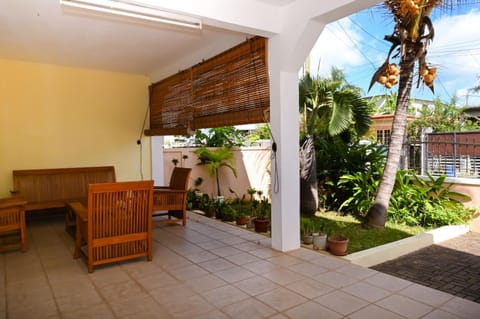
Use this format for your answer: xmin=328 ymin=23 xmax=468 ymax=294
xmin=145 ymin=36 xmax=269 ymax=136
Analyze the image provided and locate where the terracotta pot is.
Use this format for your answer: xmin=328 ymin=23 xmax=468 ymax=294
xmin=253 ymin=219 xmax=269 ymax=233
xmin=327 ymin=235 xmax=349 ymax=256
xmin=236 ymin=216 xmax=249 ymax=226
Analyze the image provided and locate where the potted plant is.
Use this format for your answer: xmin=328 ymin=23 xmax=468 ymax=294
xmin=221 ymin=203 xmax=237 ymax=222
xmin=301 ymin=219 xmax=315 ymax=245
xmin=253 ymin=193 xmax=270 ymax=233
xmin=327 ymin=233 xmax=349 ymax=256
xmin=313 ymin=226 xmax=328 ymax=251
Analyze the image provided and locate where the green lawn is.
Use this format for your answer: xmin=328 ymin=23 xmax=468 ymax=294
xmin=303 ymin=211 xmax=426 ymax=254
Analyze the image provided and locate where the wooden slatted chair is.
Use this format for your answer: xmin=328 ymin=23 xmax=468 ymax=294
xmin=0 ymin=197 xmax=27 ymax=252
xmin=152 ymin=167 xmax=192 ymax=226
xmin=73 ymin=180 xmax=153 ymax=273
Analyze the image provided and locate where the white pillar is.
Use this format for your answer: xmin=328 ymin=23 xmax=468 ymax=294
xmin=269 ymin=69 xmax=301 ymax=251
xmin=151 ymin=136 xmax=165 ymax=186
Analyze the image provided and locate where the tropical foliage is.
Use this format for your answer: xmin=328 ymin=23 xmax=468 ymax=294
xmin=407 ymin=97 xmax=480 ymax=139
xmin=194 ymin=146 xmax=237 ymax=196
xmin=365 ymin=0 xmax=468 ymax=229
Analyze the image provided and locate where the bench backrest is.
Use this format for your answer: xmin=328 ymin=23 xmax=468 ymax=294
xmin=12 ymin=166 xmax=116 ymax=209
xmin=87 ymin=180 xmax=153 ymax=267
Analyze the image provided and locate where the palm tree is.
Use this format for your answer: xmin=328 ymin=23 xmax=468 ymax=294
xmin=194 ymin=146 xmax=237 ymax=197
xmin=366 ymin=0 xmax=470 ymax=229
xmin=299 ymin=68 xmax=371 ymax=215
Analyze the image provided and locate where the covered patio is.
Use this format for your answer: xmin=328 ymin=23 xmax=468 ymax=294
xmin=2 ymin=214 xmax=479 ymax=319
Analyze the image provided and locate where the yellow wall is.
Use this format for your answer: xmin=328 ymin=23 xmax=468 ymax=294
xmin=0 ymin=59 xmax=151 ymax=197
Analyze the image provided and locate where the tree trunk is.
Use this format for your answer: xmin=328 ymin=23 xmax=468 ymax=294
xmin=300 ymin=135 xmax=318 ymax=215
xmin=215 ymin=168 xmax=221 ymax=197
xmin=366 ymin=47 xmax=415 ymax=229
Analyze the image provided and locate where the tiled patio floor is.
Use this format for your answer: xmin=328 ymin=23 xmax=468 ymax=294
xmin=2 ymin=212 xmax=480 ymax=319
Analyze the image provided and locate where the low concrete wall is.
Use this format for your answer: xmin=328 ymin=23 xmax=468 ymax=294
xmin=163 ymin=147 xmax=271 ymax=199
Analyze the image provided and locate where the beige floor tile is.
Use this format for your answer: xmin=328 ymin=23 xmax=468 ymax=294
xmin=284 ymin=300 xmax=342 ymax=319
xmin=399 ymin=283 xmax=454 ymax=307
xmin=286 ymin=248 xmax=322 ymax=261
xmin=211 ymin=246 xmax=245 ymax=257
xmin=120 ymin=309 xmax=173 ymax=319
xmin=88 ymin=266 xmax=131 ymax=288
xmin=108 ymin=294 xmax=163 ymax=317
xmin=183 ymin=250 xmax=218 ymax=263
xmin=218 ymin=235 xmax=247 ymax=246
xmin=262 ymin=268 xmax=306 ymax=286
xmin=341 ymin=281 xmax=391 ymax=303
xmin=202 ymin=284 xmax=250 ymax=308
xmin=198 ymin=258 xmax=237 ymax=272
xmin=242 ymin=260 xmax=281 ymax=275
xmin=164 ymin=294 xmax=214 ymax=319
xmin=256 ymin=287 xmax=308 ymax=312
xmin=286 ymin=278 xmax=335 ymax=299
xmin=308 ymin=254 xmax=350 ymax=270
xmin=314 ymin=290 xmax=369 ymax=316
xmin=266 ymin=314 xmax=289 ymax=319
xmin=224 ymin=252 xmax=261 ymax=265
xmin=421 ymin=309 xmax=462 ymax=319
xmin=149 ymin=282 xmax=197 ymax=305
xmin=267 ymin=255 xmax=303 ymax=267
xmin=250 ymin=248 xmax=282 ymax=259
xmin=194 ymin=309 xmax=231 ymax=319
xmin=335 ymin=263 xmax=377 ymax=280
xmin=376 ymin=294 xmax=433 ymax=319
xmin=313 ymin=271 xmax=358 ymax=289
xmin=363 ymin=272 xmax=412 ymax=292
xmin=440 ymin=296 xmax=480 ymax=319
xmin=234 ymin=276 xmax=280 ymax=296
xmin=347 ymin=304 xmax=406 ymax=319
xmin=49 ymin=277 xmax=97 ymax=299
xmin=99 ymin=280 xmax=145 ymax=301
xmin=61 ymin=303 xmax=116 ymax=319
xmin=56 ymin=290 xmax=104 ymax=314
xmin=184 ymin=274 xmax=227 ymax=293
xmin=195 ymin=239 xmax=228 ymax=250
xmin=8 ymin=298 xmax=59 ymax=319
xmin=286 ymin=261 xmax=328 ymax=277
xmin=169 ymin=263 xmax=209 ymax=280
xmin=136 ymin=270 xmax=179 ymax=291
xmin=234 ymin=241 xmax=265 ymax=252
xmin=223 ymin=297 xmax=276 ymax=319
xmin=214 ymin=265 xmax=256 ymax=283
xmin=121 ymin=259 xmax=164 ymax=279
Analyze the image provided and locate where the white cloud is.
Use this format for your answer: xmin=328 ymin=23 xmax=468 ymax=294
xmin=309 ymin=18 xmax=365 ymax=77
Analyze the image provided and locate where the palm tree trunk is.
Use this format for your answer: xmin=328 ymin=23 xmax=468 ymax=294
xmin=366 ymin=46 xmax=415 ymax=229
xmin=215 ymin=168 xmax=221 ymax=197
xmin=300 ymin=135 xmax=318 ymax=215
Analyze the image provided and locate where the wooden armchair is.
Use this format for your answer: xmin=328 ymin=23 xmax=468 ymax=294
xmin=152 ymin=167 xmax=192 ymax=226
xmin=0 ymin=197 xmax=27 ymax=252
xmin=73 ymin=181 xmax=153 ymax=273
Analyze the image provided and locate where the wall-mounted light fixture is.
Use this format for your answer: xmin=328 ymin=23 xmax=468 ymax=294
xmin=60 ymin=0 xmax=202 ymax=29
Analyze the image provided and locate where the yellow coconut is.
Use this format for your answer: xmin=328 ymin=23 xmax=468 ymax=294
xmin=378 ymin=76 xmax=388 ymax=84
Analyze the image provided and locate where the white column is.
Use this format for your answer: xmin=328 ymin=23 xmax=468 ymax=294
xmin=269 ymin=69 xmax=301 ymax=251
xmin=151 ymin=136 xmax=165 ymax=186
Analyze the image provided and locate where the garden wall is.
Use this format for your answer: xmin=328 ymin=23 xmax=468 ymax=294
xmin=163 ymin=147 xmax=272 ymax=200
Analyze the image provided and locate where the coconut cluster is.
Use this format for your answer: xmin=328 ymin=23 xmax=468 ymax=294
xmin=377 ymin=64 xmax=400 ymax=89
xmin=421 ymin=67 xmax=436 ymax=88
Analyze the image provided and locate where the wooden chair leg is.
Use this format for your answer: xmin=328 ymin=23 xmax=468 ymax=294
xmin=20 ymin=211 xmax=27 ymax=253
xmin=73 ymin=215 xmax=81 ymax=259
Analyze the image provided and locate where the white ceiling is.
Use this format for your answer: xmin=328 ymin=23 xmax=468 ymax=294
xmin=0 ymin=0 xmax=379 ymax=81
xmin=0 ymin=0 xmax=296 ymax=80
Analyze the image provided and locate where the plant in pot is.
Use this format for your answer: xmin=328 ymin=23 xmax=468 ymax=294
xmin=313 ymin=225 xmax=328 ymax=251
xmin=235 ymin=194 xmax=250 ymax=226
xmin=253 ymin=193 xmax=270 ymax=233
xmin=300 ymin=218 xmax=315 ymax=245
xmin=221 ymin=202 xmax=237 ymax=222
xmin=327 ymin=234 xmax=349 ymax=256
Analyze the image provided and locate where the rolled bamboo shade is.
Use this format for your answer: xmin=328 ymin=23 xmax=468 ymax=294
xmin=145 ymin=36 xmax=269 ymax=136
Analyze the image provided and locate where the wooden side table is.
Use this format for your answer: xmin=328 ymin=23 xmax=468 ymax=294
xmin=0 ymin=197 xmax=28 ymax=252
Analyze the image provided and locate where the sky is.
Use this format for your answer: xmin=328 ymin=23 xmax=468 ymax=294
xmin=308 ymin=3 xmax=480 ymax=107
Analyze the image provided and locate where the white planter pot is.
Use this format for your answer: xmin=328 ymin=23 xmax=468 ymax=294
xmin=313 ymin=234 xmax=327 ymax=250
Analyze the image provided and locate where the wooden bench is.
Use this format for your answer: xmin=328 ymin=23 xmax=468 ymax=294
xmin=10 ymin=166 xmax=116 ymax=212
